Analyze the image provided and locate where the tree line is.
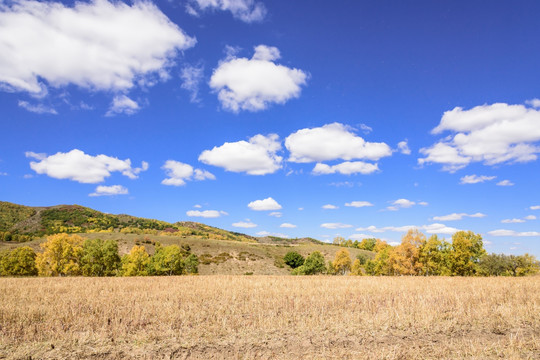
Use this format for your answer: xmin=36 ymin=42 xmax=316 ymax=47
xmin=284 ymin=230 xmax=539 ymax=276
xmin=0 ymin=233 xmax=198 ymax=277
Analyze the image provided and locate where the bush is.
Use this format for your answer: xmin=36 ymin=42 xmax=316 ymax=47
xmin=0 ymin=246 xmax=37 ymax=276
xmin=80 ymin=239 xmax=121 ymax=276
xmin=292 ymin=251 xmax=326 ymax=275
xmin=283 ymin=251 xmax=305 ymax=269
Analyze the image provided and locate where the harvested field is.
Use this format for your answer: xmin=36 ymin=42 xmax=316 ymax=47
xmin=0 ymin=276 xmax=539 ymax=359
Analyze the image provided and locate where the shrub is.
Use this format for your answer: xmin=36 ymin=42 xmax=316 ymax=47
xmin=0 ymin=246 xmax=37 ymax=276
xmin=283 ymin=251 xmax=305 ymax=269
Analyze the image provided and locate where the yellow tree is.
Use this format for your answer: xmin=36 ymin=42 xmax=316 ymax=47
xmin=332 ymin=248 xmax=352 ymax=275
xmin=389 ymin=229 xmax=424 ymax=275
xmin=350 ymin=258 xmax=364 ymax=276
xmin=449 ymin=231 xmax=485 ymax=276
xmin=35 ymin=233 xmax=84 ymax=276
xmin=121 ymin=245 xmax=150 ymax=276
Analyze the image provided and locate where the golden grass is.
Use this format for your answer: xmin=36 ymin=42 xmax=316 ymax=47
xmin=1 ymin=276 xmax=539 ymax=359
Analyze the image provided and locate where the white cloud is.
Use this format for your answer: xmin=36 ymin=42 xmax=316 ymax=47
xmin=357 ymin=223 xmax=459 ymax=235
xmin=345 ymin=201 xmax=373 ymax=208
xmin=26 ymin=149 xmax=147 ymax=183
xmin=232 ymin=221 xmax=257 ymax=228
xmin=161 ymin=160 xmax=215 ymax=186
xmin=256 ymin=231 xmax=270 ymax=236
xmin=248 ymin=197 xmax=282 ymax=211
xmin=186 ymin=0 xmax=266 ymax=23
xmin=422 ymin=223 xmax=461 ymax=235
xmin=280 ymin=223 xmax=297 ymax=228
xmin=320 ymin=223 xmax=353 ymax=229
xmin=530 ymin=205 xmax=540 ymax=210
xmin=18 ymin=101 xmax=57 ymax=114
xmin=488 ymin=229 xmax=540 ymax=237
xmin=298 ymin=207 xmax=304 ymax=211
xmin=497 ymin=180 xmax=514 ymax=186
xmin=186 ymin=210 xmax=227 ymax=218
xmin=89 ymin=184 xmax=128 ymax=197
xmin=209 ymin=45 xmax=307 ymax=112
xmin=348 ymin=233 xmax=375 ymax=240
xmin=386 ymin=198 xmax=416 ymax=211
xmin=269 ymin=212 xmax=282 ymax=218
xmin=199 ymin=133 xmax=282 ymax=175
xmin=0 ymin=0 xmax=196 ymax=95
xmin=397 ymin=140 xmax=411 ymax=155
xmin=285 ymin=123 xmax=392 ymax=163
xmin=524 ymin=215 xmax=536 ymax=220
xmin=460 ymin=175 xmax=496 ymax=184
xmin=432 ymin=212 xmax=486 ymax=221
xmin=525 ymin=98 xmax=540 ymax=108
xmin=501 ymin=218 xmax=525 ymax=224
xmin=322 ymin=204 xmax=338 ymax=210
xmin=312 ymin=161 xmax=379 ymax=175
xmin=181 ymin=64 xmax=204 ymax=103
xmin=106 ymin=95 xmax=140 ymax=116
xmin=193 ymin=204 xmax=202 ymax=208
xmin=419 ymin=102 xmax=540 ymax=172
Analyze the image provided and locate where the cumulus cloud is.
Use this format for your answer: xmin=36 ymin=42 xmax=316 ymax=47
xmin=186 ymin=210 xmax=227 ymax=218
xmin=460 ymin=175 xmax=496 ymax=184
xmin=419 ymin=102 xmax=540 ymax=172
xmin=525 ymin=215 xmax=537 ymax=220
xmin=209 ymin=45 xmax=307 ymax=112
xmin=89 ymin=184 xmax=128 ymax=197
xmin=181 ymin=63 xmax=204 ymax=103
xmin=525 ymin=98 xmax=540 ymax=108
xmin=161 ymin=160 xmax=215 ymax=186
xmin=26 ymin=149 xmax=147 ymax=183
xmin=397 ymin=140 xmax=411 ymax=155
xmin=386 ymin=198 xmax=424 ymax=211
xmin=18 ymin=101 xmax=57 ymax=114
xmin=501 ymin=215 xmax=536 ymax=223
xmin=322 ymin=204 xmax=338 ymax=210
xmin=280 ymin=223 xmax=297 ymax=228
xmin=232 ymin=221 xmax=257 ymax=228
xmin=105 ymin=95 xmax=140 ymax=116
xmin=432 ymin=212 xmax=486 ymax=221
xmin=312 ymin=161 xmax=379 ymax=175
xmin=186 ymin=0 xmax=266 ymax=23
xmin=488 ymin=229 xmax=540 ymax=237
xmin=199 ymin=133 xmax=282 ymax=175
xmin=247 ymin=197 xmax=282 ymax=211
xmin=345 ymin=201 xmax=373 ymax=208
xmin=497 ymin=180 xmax=514 ymax=186
xmin=268 ymin=212 xmax=282 ymax=218
xmin=530 ymin=205 xmax=540 ymax=210
xmin=0 ymin=0 xmax=196 ymax=95
xmin=357 ymin=223 xmax=460 ymax=235
xmin=320 ymin=223 xmax=353 ymax=229
xmin=285 ymin=123 xmax=392 ymax=163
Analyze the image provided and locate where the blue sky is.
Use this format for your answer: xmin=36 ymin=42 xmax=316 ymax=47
xmin=1 ymin=0 xmax=540 ymax=256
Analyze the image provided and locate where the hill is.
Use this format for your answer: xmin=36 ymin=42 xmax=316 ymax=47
xmin=0 ymin=201 xmax=373 ymax=274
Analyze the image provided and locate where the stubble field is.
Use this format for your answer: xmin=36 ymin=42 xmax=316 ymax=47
xmin=0 ymin=276 xmax=539 ymax=359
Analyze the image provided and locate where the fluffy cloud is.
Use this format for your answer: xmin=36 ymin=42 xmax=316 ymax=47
xmin=432 ymin=212 xmax=486 ymax=221
xmin=106 ymin=95 xmax=140 ymax=116
xmin=320 ymin=223 xmax=353 ymax=229
xmin=488 ymin=229 xmax=540 ymax=237
xmin=199 ymin=134 xmax=282 ymax=175
xmin=26 ymin=149 xmax=148 ymax=183
xmin=460 ymin=175 xmax=496 ymax=184
xmin=186 ymin=0 xmax=266 ymax=23
xmin=526 ymin=98 xmax=540 ymax=108
xmin=322 ymin=204 xmax=338 ymax=210
xmin=186 ymin=210 xmax=227 ymax=218
xmin=268 ymin=212 xmax=282 ymax=218
xmin=209 ymin=45 xmax=307 ymax=112
xmin=497 ymin=180 xmax=514 ymax=186
xmin=312 ymin=161 xmax=379 ymax=175
xmin=248 ymin=197 xmax=282 ymax=211
xmin=397 ymin=140 xmax=411 ymax=155
xmin=419 ymin=102 xmax=540 ymax=172
xmin=89 ymin=185 xmax=128 ymax=197
xmin=280 ymin=223 xmax=297 ymax=228
xmin=530 ymin=205 xmax=540 ymax=210
xmin=18 ymin=101 xmax=57 ymax=114
xmin=357 ymin=223 xmax=459 ymax=235
xmin=0 ymin=0 xmax=195 ymax=95
xmin=501 ymin=215 xmax=536 ymax=223
xmin=232 ymin=221 xmax=257 ymax=228
xmin=285 ymin=123 xmax=392 ymax=163
xmin=386 ymin=198 xmax=426 ymax=211
xmin=161 ymin=160 xmax=215 ymax=186
xmin=345 ymin=201 xmax=373 ymax=208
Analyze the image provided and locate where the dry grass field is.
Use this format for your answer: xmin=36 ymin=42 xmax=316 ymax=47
xmin=1 ymin=276 xmax=539 ymax=359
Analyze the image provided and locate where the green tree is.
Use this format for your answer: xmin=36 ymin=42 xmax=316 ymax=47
xmin=80 ymin=239 xmax=120 ymax=276
xmin=184 ymin=253 xmax=199 ymax=274
xmin=418 ymin=235 xmax=451 ymax=276
xmin=0 ymin=246 xmax=37 ymax=276
xmin=35 ymin=233 xmax=84 ymax=276
xmin=283 ymin=251 xmax=305 ymax=269
xmin=148 ymin=244 xmax=185 ymax=275
xmin=292 ymin=251 xmax=326 ymax=275
xmin=121 ymin=245 xmax=150 ymax=276
xmin=332 ymin=248 xmax=352 ymax=275
xmin=449 ymin=231 xmax=485 ymax=276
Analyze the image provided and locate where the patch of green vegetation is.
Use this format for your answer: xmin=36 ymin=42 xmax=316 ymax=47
xmin=0 ymin=202 xmax=36 ymax=232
